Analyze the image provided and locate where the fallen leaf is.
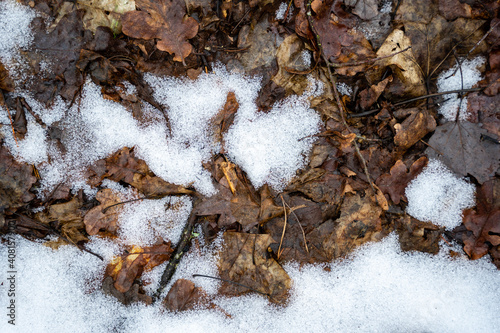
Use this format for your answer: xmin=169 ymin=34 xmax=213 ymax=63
xmin=36 ymin=197 xmax=88 ymax=247
xmin=122 ymin=0 xmax=199 ymax=63
xmin=376 ymin=157 xmax=428 ymax=204
xmin=106 ymin=242 xmax=173 ymax=293
xmin=83 ymin=188 xmax=123 ymax=235
xmin=425 ymin=122 xmax=500 ymax=184
xmin=0 ymin=146 xmax=36 ymax=214
xmin=396 ymin=0 xmax=487 ymax=72
xmin=393 ymin=108 xmax=436 ymax=151
xmin=358 ymin=76 xmax=392 ymax=109
xmin=258 ymin=185 xmax=284 ymax=225
xmin=218 ymin=232 xmax=291 ymax=303
xmin=102 ymin=276 xmax=152 ymax=305
xmin=463 ymin=179 xmax=500 ymax=260
xmin=307 ymin=191 xmax=383 ymax=260
xmin=368 ymin=29 xmax=426 ymax=97
xmin=397 ymin=215 xmax=443 ymax=254
xmin=103 ymin=147 xmax=194 ymax=197
xmin=163 ymin=279 xmax=220 ymax=312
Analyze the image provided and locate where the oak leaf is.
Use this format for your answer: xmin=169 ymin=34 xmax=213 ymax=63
xmin=122 ymin=0 xmax=198 ymax=64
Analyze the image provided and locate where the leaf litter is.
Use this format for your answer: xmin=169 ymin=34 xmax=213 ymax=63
xmin=0 ymin=0 xmax=500 ymax=331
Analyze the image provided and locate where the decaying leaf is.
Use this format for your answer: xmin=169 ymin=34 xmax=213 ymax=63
xmin=397 ymin=215 xmax=443 ymax=254
xmin=258 ymin=185 xmax=284 ymax=225
xmin=463 ymin=179 xmax=500 ymax=260
xmin=307 ymin=191 xmax=384 ymax=260
xmin=358 ymin=76 xmax=392 ymax=109
xmin=426 ymin=122 xmax=499 ymax=184
xmin=54 ymin=0 xmax=136 ymax=35
xmin=36 ymin=197 xmax=88 ymax=247
xmin=368 ymin=29 xmax=426 ymax=97
xmin=103 ymin=147 xmax=194 ymax=197
xmin=376 ymin=157 xmax=428 ymax=204
xmin=218 ymin=232 xmax=291 ymax=303
xmin=393 ymin=109 xmax=436 ymax=151
xmin=0 ymin=146 xmax=36 ymax=214
xmin=106 ymin=242 xmax=173 ymax=293
xmin=163 ymin=279 xmax=220 ymax=312
xmin=83 ymin=188 xmax=123 ymax=235
xmin=122 ymin=0 xmax=199 ymax=63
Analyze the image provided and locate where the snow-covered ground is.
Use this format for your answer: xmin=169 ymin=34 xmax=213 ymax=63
xmin=1 ymin=2 xmax=498 ymax=332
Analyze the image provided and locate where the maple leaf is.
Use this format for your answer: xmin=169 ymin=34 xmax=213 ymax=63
xmin=122 ymin=0 xmax=199 ymax=64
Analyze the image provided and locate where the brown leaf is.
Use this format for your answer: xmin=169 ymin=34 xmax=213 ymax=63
xmin=307 ymin=191 xmax=383 ymax=260
xmin=122 ymin=0 xmax=199 ymax=63
xmin=103 ymin=147 xmax=194 ymax=197
xmin=426 ymin=122 xmax=500 ymax=184
xmin=0 ymin=61 xmax=15 ymax=92
xmin=163 ymin=279 xmax=214 ymax=312
xmin=438 ymin=0 xmax=472 ymax=20
xmin=83 ymin=189 xmax=123 ymax=236
xmin=106 ymin=243 xmax=173 ymax=293
xmin=368 ymin=29 xmax=426 ymax=97
xmin=36 ymin=197 xmax=88 ymax=246
xmin=463 ymin=179 xmax=500 ymax=260
xmin=393 ymin=109 xmax=436 ymax=151
xmin=218 ymin=232 xmax=291 ymax=303
xmin=258 ymin=185 xmax=284 ymax=225
xmin=359 ymin=76 xmax=392 ymax=109
xmin=397 ymin=215 xmax=443 ymax=254
xmin=0 ymin=146 xmax=36 ymax=214
xmin=376 ymin=157 xmax=428 ymax=204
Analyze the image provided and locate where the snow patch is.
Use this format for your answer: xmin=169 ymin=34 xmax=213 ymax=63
xmin=2 ymin=234 xmax=499 ymax=332
xmin=437 ymin=57 xmax=485 ymax=121
xmin=405 ymin=159 xmax=475 ymax=228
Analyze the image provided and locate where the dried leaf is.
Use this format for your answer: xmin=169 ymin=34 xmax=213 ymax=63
xmin=36 ymin=197 xmax=88 ymax=246
xmin=358 ymin=76 xmax=392 ymax=109
xmin=307 ymin=192 xmax=383 ymax=260
xmin=106 ymin=243 xmax=173 ymax=293
xmin=83 ymin=189 xmax=123 ymax=235
xmin=122 ymin=0 xmax=199 ymax=63
xmin=463 ymin=179 xmax=500 ymax=260
xmin=218 ymin=232 xmax=291 ymax=303
xmin=393 ymin=109 xmax=436 ymax=150
xmin=163 ymin=279 xmax=215 ymax=312
xmin=376 ymin=157 xmax=428 ymax=204
xmin=426 ymin=122 xmax=500 ymax=184
xmin=258 ymin=185 xmax=284 ymax=225
xmin=369 ymin=29 xmax=426 ymax=97
xmin=397 ymin=215 xmax=443 ymax=254
xmin=0 ymin=146 xmax=36 ymax=214
xmin=103 ymin=147 xmax=194 ymax=197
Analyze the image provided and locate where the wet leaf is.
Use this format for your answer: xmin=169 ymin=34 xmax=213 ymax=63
xmin=218 ymin=232 xmax=291 ymax=303
xmin=106 ymin=242 xmax=173 ymax=293
xmin=463 ymin=179 xmax=500 ymax=260
xmin=426 ymin=122 xmax=500 ymax=184
xmin=376 ymin=157 xmax=428 ymax=204
xmin=0 ymin=146 xmax=36 ymax=214
xmin=83 ymin=188 xmax=123 ymax=235
xmin=122 ymin=0 xmax=199 ymax=63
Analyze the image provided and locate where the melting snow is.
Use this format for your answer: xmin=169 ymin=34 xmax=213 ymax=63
xmin=405 ymin=159 xmax=476 ymax=228
xmin=437 ymin=57 xmax=485 ymax=121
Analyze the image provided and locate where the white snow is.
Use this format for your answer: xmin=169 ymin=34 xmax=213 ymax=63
xmin=437 ymin=57 xmax=485 ymax=121
xmin=405 ymin=159 xmax=476 ymax=228
xmin=1 ymin=234 xmax=499 ymax=332
xmin=275 ymin=3 xmax=288 ymax=20
xmin=0 ymin=0 xmax=36 ymax=79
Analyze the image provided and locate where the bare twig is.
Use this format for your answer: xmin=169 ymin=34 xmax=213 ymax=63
xmin=277 ymin=195 xmax=288 ymax=259
xmin=281 ymin=197 xmax=309 ymax=254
